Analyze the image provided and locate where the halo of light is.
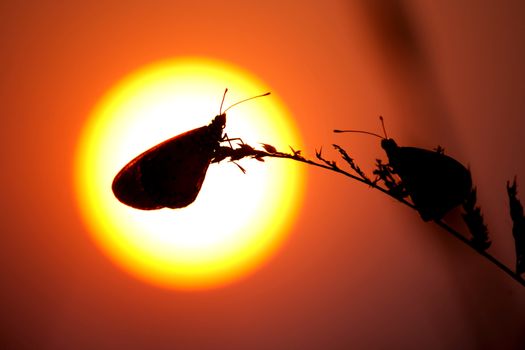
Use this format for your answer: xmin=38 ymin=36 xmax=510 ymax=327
xmin=74 ymin=57 xmax=305 ymax=290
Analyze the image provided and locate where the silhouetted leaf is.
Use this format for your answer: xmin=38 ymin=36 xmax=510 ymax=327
xmin=212 ymin=146 xmax=235 ymax=164
xmin=261 ymin=143 xmax=277 ymax=153
xmin=333 ymin=144 xmax=372 ymax=184
xmin=315 ymin=149 xmax=338 ymax=169
xmin=232 ymin=161 xmax=246 ymax=174
xmin=238 ymin=143 xmax=255 ymax=152
xmin=507 ymin=178 xmax=525 ymax=275
xmin=373 ymin=159 xmax=407 ymax=199
xmin=462 ymin=185 xmax=491 ymax=250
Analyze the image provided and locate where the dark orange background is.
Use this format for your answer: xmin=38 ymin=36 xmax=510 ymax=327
xmin=2 ymin=1 xmax=525 ymax=349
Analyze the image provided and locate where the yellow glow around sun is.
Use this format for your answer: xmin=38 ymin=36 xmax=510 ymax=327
xmin=74 ymin=57 xmax=304 ymax=290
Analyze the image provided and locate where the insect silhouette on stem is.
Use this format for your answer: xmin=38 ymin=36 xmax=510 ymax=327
xmin=112 ymin=89 xmax=270 ymax=210
xmin=335 ymin=117 xmax=472 ymax=221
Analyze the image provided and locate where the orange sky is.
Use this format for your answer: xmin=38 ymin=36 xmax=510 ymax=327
xmin=2 ymin=1 xmax=525 ymax=349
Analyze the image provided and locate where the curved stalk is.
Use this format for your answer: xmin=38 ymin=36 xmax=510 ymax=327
xmin=213 ymin=144 xmax=525 ymax=287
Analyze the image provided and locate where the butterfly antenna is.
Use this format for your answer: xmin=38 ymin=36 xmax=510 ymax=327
xmin=333 ymin=129 xmax=383 ymax=139
xmin=379 ymin=116 xmax=388 ymax=138
xmin=219 ymin=88 xmax=228 ymax=114
xmin=223 ymin=92 xmax=271 ymax=113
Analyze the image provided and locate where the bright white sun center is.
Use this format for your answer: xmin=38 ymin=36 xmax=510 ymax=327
xmin=75 ymin=57 xmax=304 ymax=290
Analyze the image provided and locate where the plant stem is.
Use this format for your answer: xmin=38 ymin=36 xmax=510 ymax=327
xmin=262 ymin=151 xmax=525 ymax=287
xmin=433 ymin=220 xmax=524 ymax=286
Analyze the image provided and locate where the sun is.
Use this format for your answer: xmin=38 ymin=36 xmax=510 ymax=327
xmin=74 ymin=57 xmax=305 ymax=290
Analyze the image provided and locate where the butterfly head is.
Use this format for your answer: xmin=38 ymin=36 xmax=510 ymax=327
xmin=209 ymin=89 xmax=271 ymax=141
xmin=334 ymin=116 xmax=401 ymax=162
xmin=208 ymin=113 xmax=227 ymax=140
xmin=215 ymin=113 xmax=226 ymax=126
xmin=380 ymin=138 xmax=398 ymax=155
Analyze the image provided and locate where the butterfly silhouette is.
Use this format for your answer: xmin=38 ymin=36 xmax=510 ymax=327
xmin=112 ymin=89 xmax=270 ymax=210
xmin=335 ymin=117 xmax=472 ymax=221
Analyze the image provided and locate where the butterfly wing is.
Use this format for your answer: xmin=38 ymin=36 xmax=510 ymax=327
xmin=394 ymin=147 xmax=471 ymax=221
xmin=112 ymin=126 xmax=215 ymax=210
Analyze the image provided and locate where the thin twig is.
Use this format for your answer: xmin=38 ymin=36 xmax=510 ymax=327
xmin=213 ymin=144 xmax=525 ymax=287
xmin=434 ymin=220 xmax=523 ymax=286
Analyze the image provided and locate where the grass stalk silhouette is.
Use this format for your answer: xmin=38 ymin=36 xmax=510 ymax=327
xmin=213 ymin=142 xmax=525 ymax=288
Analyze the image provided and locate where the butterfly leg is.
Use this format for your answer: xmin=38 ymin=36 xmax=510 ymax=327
xmin=213 ymin=136 xmax=248 ymax=173
xmin=222 ymin=133 xmax=245 ymax=148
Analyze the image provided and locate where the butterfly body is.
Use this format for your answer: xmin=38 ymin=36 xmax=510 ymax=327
xmin=381 ymin=138 xmax=472 ymax=221
xmin=112 ymin=114 xmax=226 ymax=210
